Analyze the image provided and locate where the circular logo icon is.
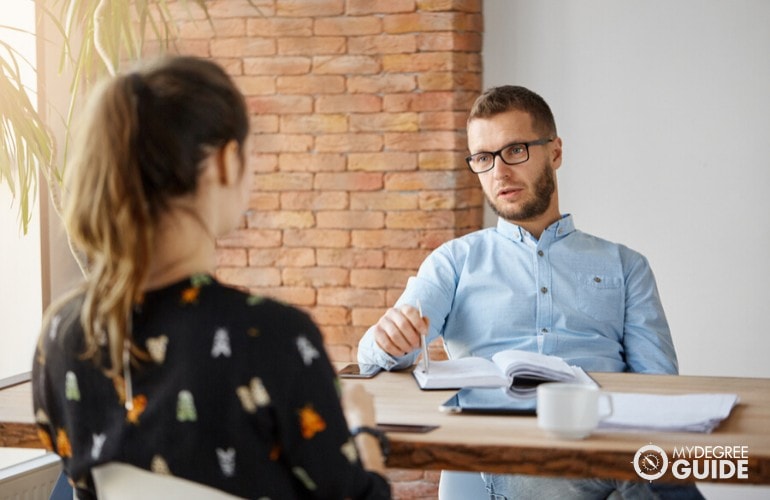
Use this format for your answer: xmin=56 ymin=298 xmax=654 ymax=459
xmin=633 ymin=444 xmax=669 ymax=481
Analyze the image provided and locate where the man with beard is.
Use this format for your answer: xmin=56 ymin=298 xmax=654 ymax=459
xmin=358 ymin=86 xmax=699 ymax=499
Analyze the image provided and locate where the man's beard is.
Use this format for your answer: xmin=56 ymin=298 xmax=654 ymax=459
xmin=486 ymin=165 xmax=556 ymax=222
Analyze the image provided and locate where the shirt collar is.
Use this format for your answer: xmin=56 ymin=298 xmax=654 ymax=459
xmin=496 ymin=214 xmax=575 ymax=243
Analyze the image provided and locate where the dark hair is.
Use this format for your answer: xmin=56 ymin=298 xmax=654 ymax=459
xmin=63 ymin=56 xmax=249 ymax=374
xmin=468 ymin=85 xmax=557 ymax=137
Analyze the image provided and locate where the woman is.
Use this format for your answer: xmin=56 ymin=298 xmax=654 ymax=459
xmin=32 ymin=56 xmax=390 ymax=499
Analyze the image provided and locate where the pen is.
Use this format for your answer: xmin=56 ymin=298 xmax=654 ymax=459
xmin=417 ymin=299 xmax=429 ymax=373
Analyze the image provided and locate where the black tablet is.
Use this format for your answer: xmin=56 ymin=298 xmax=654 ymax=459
xmin=439 ymin=387 xmax=537 ymax=415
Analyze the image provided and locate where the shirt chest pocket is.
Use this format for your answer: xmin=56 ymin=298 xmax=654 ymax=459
xmin=575 ymin=273 xmax=623 ymax=322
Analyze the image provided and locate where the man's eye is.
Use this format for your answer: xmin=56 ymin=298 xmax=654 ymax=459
xmin=473 ymin=153 xmax=491 ymax=163
xmin=506 ymin=145 xmax=526 ymax=155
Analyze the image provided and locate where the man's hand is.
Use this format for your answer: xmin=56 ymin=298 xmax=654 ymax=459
xmin=372 ymin=305 xmax=429 ymax=357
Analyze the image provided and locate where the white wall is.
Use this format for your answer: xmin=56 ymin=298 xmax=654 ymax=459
xmin=483 ymin=0 xmax=770 ymax=379
xmin=483 ymin=1 xmax=770 ymax=497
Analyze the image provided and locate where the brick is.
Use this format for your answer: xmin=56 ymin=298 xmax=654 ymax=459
xmin=281 ymin=191 xmax=348 ymax=210
xmin=349 ymin=113 xmax=417 ymax=133
xmin=278 ymin=36 xmax=346 ymax=55
xmin=351 ymin=229 xmax=420 ymax=249
xmin=252 ymin=133 xmax=314 ymax=153
xmin=384 ymin=131 xmax=466 ymax=151
xmin=248 ymin=192 xmax=280 ymax=210
xmin=316 ymin=248 xmax=384 ymax=268
xmin=385 ymin=248 xmax=431 ymax=269
xmin=314 ymin=16 xmax=382 ymax=36
xmin=324 ymin=343 xmax=353 ymax=362
xmin=312 ymin=55 xmax=380 ymax=74
xmin=232 ymin=75 xmax=275 ymax=95
xmin=247 ymin=17 xmax=313 ymax=37
xmin=420 ymin=187 xmax=483 ymax=209
xmin=315 ymin=134 xmax=383 ymax=152
xmin=310 ymin=306 xmax=351 ymax=326
xmin=249 ymin=153 xmax=279 ymax=173
xmin=217 ymin=228 xmax=282 ymax=248
xmin=383 ymin=52 xmax=454 ymax=72
xmin=417 ymin=71 xmax=481 ymax=91
xmin=172 ymin=39 xmax=209 ymax=57
xmin=347 ymin=74 xmax=416 ymax=94
xmin=249 ymin=114 xmax=279 ymax=133
xmin=284 ymin=229 xmax=350 ymax=248
xmin=283 ymin=267 xmax=349 ymax=287
xmin=351 ymin=307 xmax=387 ymax=327
xmin=347 ymin=0 xmax=416 ymax=15
xmin=215 ymin=248 xmax=248 ymax=267
xmin=248 ymin=247 xmax=316 ymax=267
xmin=210 ymin=37 xmax=275 ymax=57
xmin=316 ymin=210 xmax=384 ymax=229
xmin=321 ymin=325 xmax=368 ymax=346
xmin=350 ymin=191 xmax=418 ymax=210
xmin=417 ymin=31 xmax=482 ymax=52
xmin=386 ymin=209 xmax=456 ymax=229
xmin=244 ymin=56 xmax=311 ymax=75
xmin=347 ymin=152 xmax=417 ymax=172
xmin=206 ymin=0 xmax=273 ymax=18
xmin=215 ymin=58 xmax=243 ymax=75
xmin=419 ymin=151 xmax=468 ymax=171
xmin=348 ymin=34 xmax=417 ymax=55
xmin=277 ymin=75 xmax=345 ymax=94
xmin=419 ymin=229 xmax=459 ymax=249
xmin=417 ymin=0 xmax=482 ymax=12
xmin=247 ymin=95 xmax=313 ymax=114
xmin=251 ymin=286 xmax=316 ymax=306
xmin=383 ymin=91 xmax=477 ymax=112
xmin=280 ymin=114 xmax=348 ymax=134
xmin=315 ymin=172 xmax=383 ymax=191
xmin=384 ymin=171 xmax=471 ymax=190
xmin=276 ymin=0 xmax=344 ymax=17
xmin=351 ymin=268 xmax=413 ymax=289
xmin=177 ymin=19 xmax=245 ymax=39
xmin=315 ymin=95 xmax=382 ymax=113
xmin=317 ymin=287 xmax=386 ymax=307
xmin=247 ymin=210 xmax=315 ymax=229
xmin=217 ymin=266 xmax=281 ymax=287
xmin=418 ymin=111 xmax=467 ymax=130
xmin=254 ymin=172 xmax=314 ymax=191
xmin=278 ymin=153 xmax=346 ymax=172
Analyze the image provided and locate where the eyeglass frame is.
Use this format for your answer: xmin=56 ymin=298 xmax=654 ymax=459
xmin=465 ymin=137 xmax=554 ymax=174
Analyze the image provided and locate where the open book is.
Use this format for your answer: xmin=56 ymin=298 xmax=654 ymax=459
xmin=413 ymin=349 xmax=595 ymax=397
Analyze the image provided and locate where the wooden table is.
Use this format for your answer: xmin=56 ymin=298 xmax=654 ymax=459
xmin=3 ymin=371 xmax=770 ymax=484
xmin=345 ymin=370 xmax=770 ymax=484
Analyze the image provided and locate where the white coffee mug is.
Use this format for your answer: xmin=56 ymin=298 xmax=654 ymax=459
xmin=536 ymin=383 xmax=613 ymax=439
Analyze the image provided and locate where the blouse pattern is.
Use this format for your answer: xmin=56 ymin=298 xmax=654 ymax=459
xmin=32 ymin=274 xmax=390 ymax=499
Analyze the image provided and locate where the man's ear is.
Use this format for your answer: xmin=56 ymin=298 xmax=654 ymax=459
xmin=551 ymin=137 xmax=563 ymax=170
xmin=217 ymin=140 xmax=242 ymax=186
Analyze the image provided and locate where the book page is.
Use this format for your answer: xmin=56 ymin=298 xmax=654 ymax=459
xmin=413 ymin=357 xmax=508 ymax=389
xmin=491 ymin=350 xmax=575 ymax=378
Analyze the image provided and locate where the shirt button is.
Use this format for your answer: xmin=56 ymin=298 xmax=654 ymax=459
xmin=537 ymin=250 xmax=544 ymax=257
xmin=541 ymin=328 xmax=549 ymax=333
xmin=540 ymin=287 xmax=548 ymax=294
xmin=594 ymin=276 xmax=602 ymax=283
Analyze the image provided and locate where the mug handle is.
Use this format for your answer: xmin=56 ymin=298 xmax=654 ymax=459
xmin=598 ymin=393 xmax=613 ymax=420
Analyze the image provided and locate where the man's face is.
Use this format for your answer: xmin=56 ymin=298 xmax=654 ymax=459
xmin=467 ymin=109 xmax=562 ymax=224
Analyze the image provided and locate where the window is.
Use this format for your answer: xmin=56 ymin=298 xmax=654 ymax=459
xmin=0 ymin=0 xmax=41 ymax=381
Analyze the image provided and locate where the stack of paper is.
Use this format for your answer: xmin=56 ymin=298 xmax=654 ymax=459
xmin=598 ymin=392 xmax=740 ymax=433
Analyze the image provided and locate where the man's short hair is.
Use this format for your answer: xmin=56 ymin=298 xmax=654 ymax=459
xmin=468 ymin=85 xmax=557 ymax=138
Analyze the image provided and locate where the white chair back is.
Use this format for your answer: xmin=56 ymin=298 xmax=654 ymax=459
xmin=92 ymin=462 xmax=242 ymax=499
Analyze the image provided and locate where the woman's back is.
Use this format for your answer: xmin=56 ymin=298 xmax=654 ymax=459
xmin=35 ymin=275 xmax=387 ymax=498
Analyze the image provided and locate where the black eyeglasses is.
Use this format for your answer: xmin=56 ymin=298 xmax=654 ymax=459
xmin=465 ymin=138 xmax=554 ymax=173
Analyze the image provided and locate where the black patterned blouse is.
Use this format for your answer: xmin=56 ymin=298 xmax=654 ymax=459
xmin=32 ymin=274 xmax=390 ymax=499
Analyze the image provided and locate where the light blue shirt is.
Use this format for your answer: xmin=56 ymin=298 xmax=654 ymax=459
xmin=358 ymin=215 xmax=678 ymax=374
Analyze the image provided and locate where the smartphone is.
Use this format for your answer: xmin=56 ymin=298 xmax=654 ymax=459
xmin=376 ymin=423 xmax=438 ymax=433
xmin=338 ymin=363 xmax=382 ymax=379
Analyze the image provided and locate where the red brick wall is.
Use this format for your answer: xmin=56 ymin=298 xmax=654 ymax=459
xmin=171 ymin=1 xmax=484 ymax=497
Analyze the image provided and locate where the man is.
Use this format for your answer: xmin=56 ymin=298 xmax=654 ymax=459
xmin=358 ymin=86 xmax=700 ymax=499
